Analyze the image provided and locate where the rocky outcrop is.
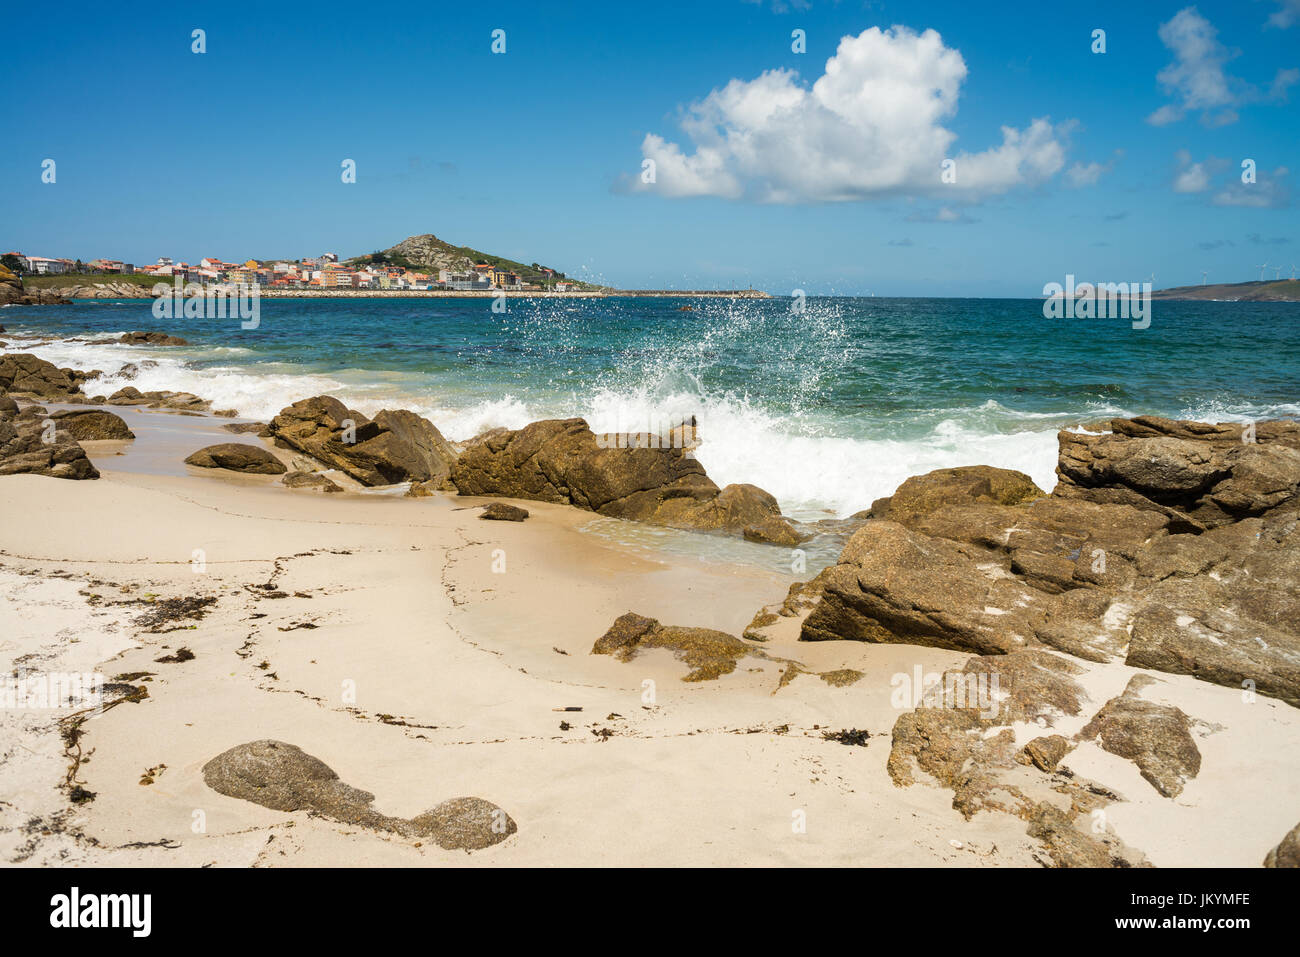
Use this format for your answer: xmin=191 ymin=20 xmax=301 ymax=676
xmin=871 ymin=465 xmax=1045 ymax=526
xmin=1076 ymin=675 xmax=1202 ymax=798
xmin=0 ymin=410 xmax=99 ymax=479
xmin=450 ymin=417 xmax=785 ymax=536
xmin=0 ymin=354 xmax=78 ymax=397
xmin=115 ymin=331 xmax=188 ymax=346
xmin=268 ymin=395 xmax=457 ymax=487
xmin=0 ymin=265 xmax=71 ymax=305
xmin=105 ymin=386 xmax=209 ymax=413
xmin=1057 ymin=416 xmax=1300 ymax=529
xmin=47 ymin=409 xmax=134 ymax=441
xmin=185 ymin=443 xmax=287 ymax=475
xmin=797 ymin=422 xmax=1300 ymax=705
xmin=202 ymin=740 xmax=516 ymax=850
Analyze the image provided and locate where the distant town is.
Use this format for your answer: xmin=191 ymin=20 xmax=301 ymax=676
xmin=2 ymin=251 xmax=586 ymax=293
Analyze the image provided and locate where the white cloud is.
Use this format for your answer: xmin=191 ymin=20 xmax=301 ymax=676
xmin=1213 ymin=166 xmax=1291 ymax=208
xmin=1268 ymin=0 xmax=1300 ymax=29
xmin=1173 ymin=151 xmax=1210 ymax=192
xmin=1148 ymin=7 xmax=1297 ymax=125
xmin=632 ymin=26 xmax=1069 ymax=203
xmin=1147 ymin=8 xmax=1241 ymax=126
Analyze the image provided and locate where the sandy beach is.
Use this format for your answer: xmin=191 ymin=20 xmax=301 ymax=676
xmin=3 ymin=395 xmax=1298 ymax=869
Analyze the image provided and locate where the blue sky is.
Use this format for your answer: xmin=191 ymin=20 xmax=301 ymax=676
xmin=2 ymin=0 xmax=1296 ymax=295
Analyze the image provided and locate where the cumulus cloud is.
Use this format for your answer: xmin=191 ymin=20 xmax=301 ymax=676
xmin=631 ymin=26 xmax=1069 ymax=203
xmin=1148 ymin=7 xmax=1298 ymax=125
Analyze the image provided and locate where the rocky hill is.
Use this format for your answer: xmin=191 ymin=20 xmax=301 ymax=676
xmin=348 ymin=234 xmax=594 ymax=288
xmin=1151 ymin=279 xmax=1300 ymax=301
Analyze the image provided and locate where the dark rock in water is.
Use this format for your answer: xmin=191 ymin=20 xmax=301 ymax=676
xmin=0 ymin=353 xmax=77 ymax=397
xmin=743 ymin=514 xmax=808 ymax=546
xmin=1264 ymin=822 xmax=1300 ymax=868
xmin=876 ymin=465 xmax=1045 ymax=526
xmin=221 ymin=421 xmax=268 ymax=435
xmin=268 ymin=395 xmax=457 ymax=487
xmin=480 ymin=502 xmax=529 ymax=521
xmin=1076 ymin=675 xmax=1201 ymax=798
xmin=592 ymin=611 xmax=762 ymax=681
xmin=1056 ymin=416 xmax=1300 ymax=528
xmin=118 ymin=330 xmax=188 ymax=346
xmin=202 ymin=740 xmax=517 ymax=851
xmin=451 ymin=417 xmax=786 ymax=537
xmin=184 ymin=442 xmax=287 ymax=475
xmin=281 ymin=470 xmax=342 ymax=492
xmin=49 ymin=409 xmax=134 ymax=441
xmin=409 ymin=797 xmax=518 ymax=850
xmin=0 ymin=412 xmax=99 ymax=479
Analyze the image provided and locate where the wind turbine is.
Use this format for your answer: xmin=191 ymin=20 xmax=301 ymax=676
xmin=1201 ymin=271 xmax=1208 ymax=285
xmin=1257 ymin=262 xmax=1269 ymax=281
xmin=1291 ymin=264 xmax=1298 ymax=281
xmin=1146 ymin=272 xmax=1155 ymax=287
xmin=1273 ymin=265 xmax=1284 ymax=280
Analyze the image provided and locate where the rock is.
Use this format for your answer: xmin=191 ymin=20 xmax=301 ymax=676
xmin=268 ymin=395 xmax=456 ymax=487
xmin=202 ymin=740 xmax=515 ymax=850
xmin=1019 ymin=734 xmax=1071 ymax=772
xmin=0 ymin=394 xmax=17 ymax=415
xmin=118 ymin=330 xmax=188 ymax=346
xmin=876 ymin=465 xmax=1046 ymax=525
xmin=743 ymin=514 xmax=808 ymax=546
xmin=281 ymin=470 xmax=342 ymax=492
xmin=1076 ymin=675 xmax=1201 ymax=798
xmin=1056 ymin=417 xmax=1300 ymax=528
xmin=480 ymin=502 xmax=529 ymax=521
xmin=184 ymin=442 xmax=287 ymax=475
xmin=0 ymin=354 xmax=76 ymax=397
xmin=1026 ymin=802 xmax=1120 ymax=868
xmin=48 ymin=409 xmax=134 ymax=441
xmin=450 ymin=417 xmax=786 ymax=536
xmin=1264 ymin=822 xmax=1300 ymax=868
xmin=800 ymin=521 xmax=1050 ymax=654
xmin=591 ymin=611 xmax=763 ymax=681
xmin=0 ymin=413 xmax=99 ymax=479
xmin=221 ymin=421 xmax=268 ymax=434
xmin=408 ymin=797 xmax=518 ymax=851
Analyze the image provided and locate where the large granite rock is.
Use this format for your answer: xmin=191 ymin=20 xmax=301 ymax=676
xmin=0 ymin=412 xmax=99 ymax=479
xmin=450 ymin=417 xmax=784 ymax=535
xmin=0 ymin=354 xmax=77 ymax=397
xmin=185 ymin=442 xmax=287 ymax=475
xmin=268 ymin=395 xmax=456 ymax=487
xmin=797 ymin=420 xmax=1300 ymax=705
xmin=1057 ymin=416 xmax=1300 ymax=528
xmin=1264 ymin=822 xmax=1300 ymax=868
xmin=873 ymin=465 xmax=1046 ymax=526
xmin=48 ymin=409 xmax=135 ymax=440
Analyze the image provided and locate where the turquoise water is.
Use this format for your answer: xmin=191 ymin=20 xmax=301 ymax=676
xmin=4 ymin=295 xmax=1298 ymax=519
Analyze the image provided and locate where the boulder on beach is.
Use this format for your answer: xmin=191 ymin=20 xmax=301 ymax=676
xmin=872 ymin=465 xmax=1046 ymax=526
xmin=1264 ymin=822 xmax=1300 ymax=868
xmin=1076 ymin=675 xmax=1202 ymax=798
xmin=202 ymin=740 xmax=517 ymax=850
xmin=480 ymin=502 xmax=529 ymax=521
xmin=267 ymin=395 xmax=457 ymax=487
xmin=0 ymin=412 xmax=99 ymax=480
xmin=450 ymin=417 xmax=787 ymax=536
xmin=184 ymin=442 xmax=287 ymax=475
xmin=117 ymin=330 xmax=188 ymax=346
xmin=281 ymin=470 xmax=342 ymax=492
xmin=48 ymin=409 xmax=134 ymax=441
xmin=0 ymin=353 xmax=78 ymax=397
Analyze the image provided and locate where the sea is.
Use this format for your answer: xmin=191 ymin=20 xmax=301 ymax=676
xmin=4 ymin=295 xmax=1298 ymax=526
